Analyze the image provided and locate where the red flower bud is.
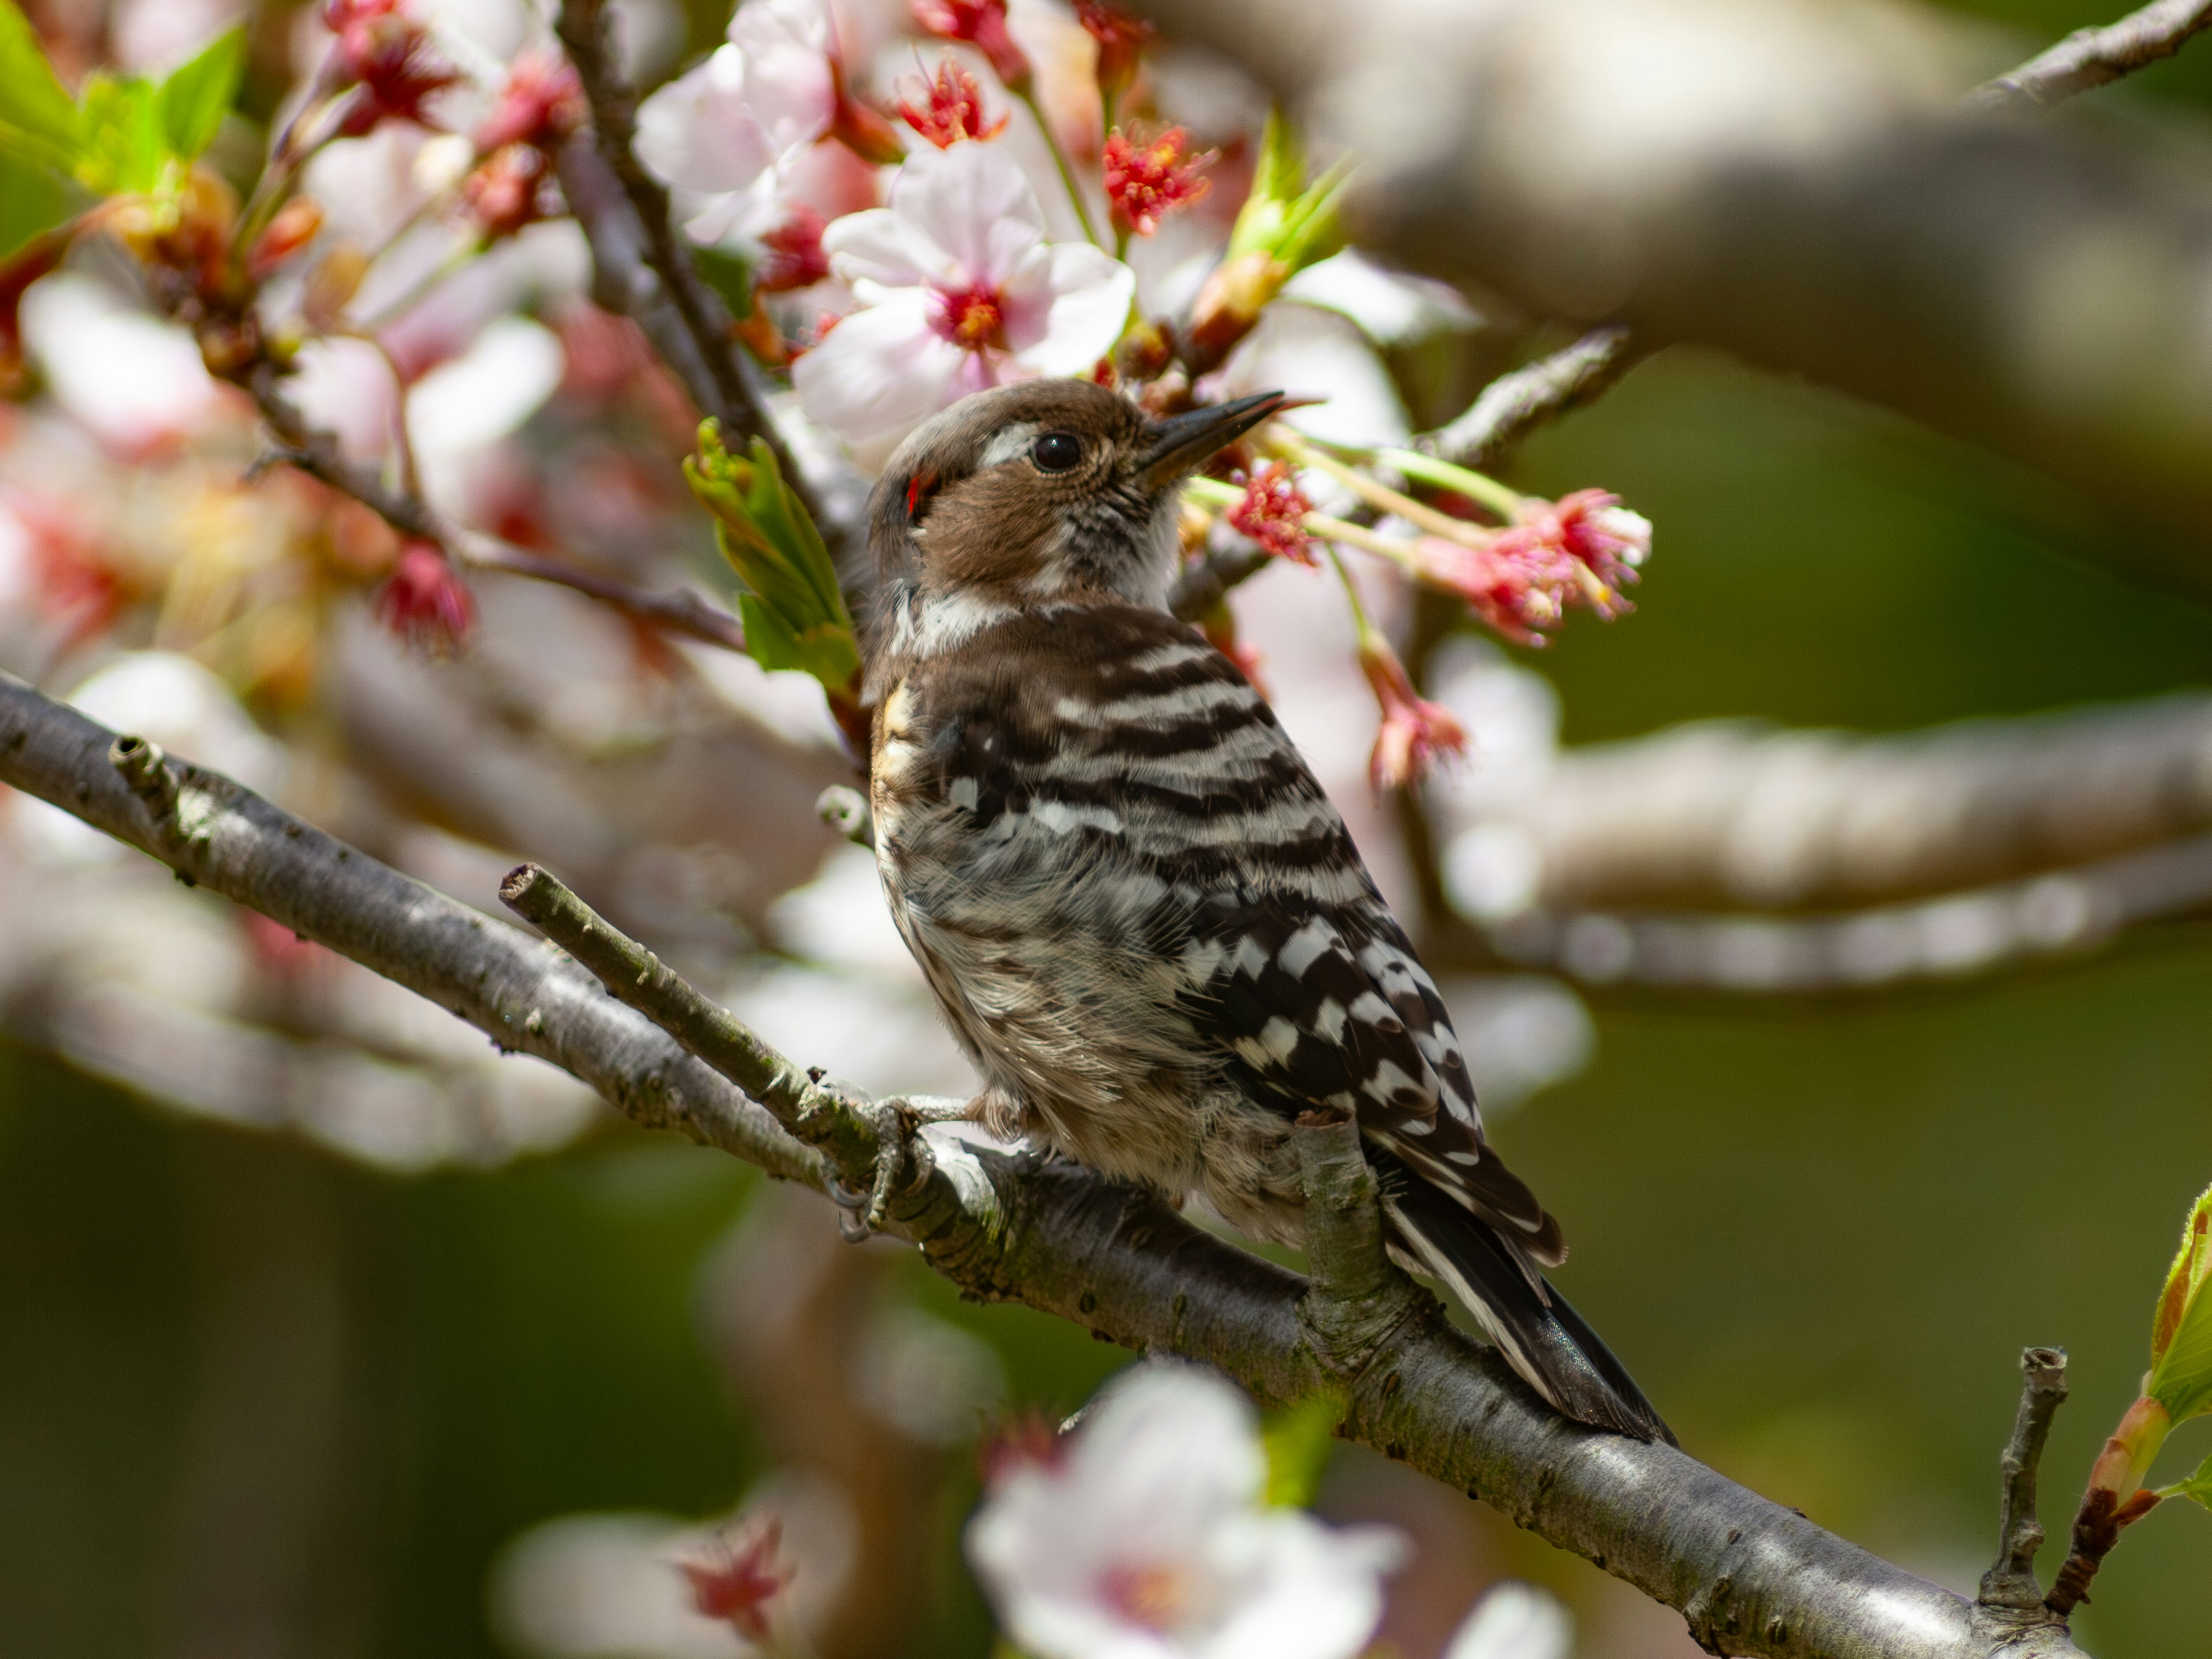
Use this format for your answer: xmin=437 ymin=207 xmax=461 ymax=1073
xmin=1074 ymin=0 xmax=1152 ymax=104
xmin=910 ymin=0 xmax=1030 ymax=91
xmin=247 ymin=196 xmax=325 ymax=281
xmin=757 ymin=205 xmax=831 ymax=293
xmin=1359 ymin=632 xmax=1465 ymax=792
xmin=471 ymin=51 xmax=585 ymax=153
xmin=460 ymin=145 xmax=557 ymax=240
xmin=374 ymin=541 xmax=476 ymax=654
xmin=324 ymin=0 xmax=461 ymax=135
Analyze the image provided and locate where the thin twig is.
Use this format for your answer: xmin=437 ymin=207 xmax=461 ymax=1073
xmin=1416 ymin=325 xmax=1645 ymax=473
xmin=1969 ymin=0 xmax=2212 ymax=109
xmin=496 ymin=862 xmax=904 ymax=1199
xmin=1978 ymin=1347 xmax=2071 ymax=1613
xmin=238 ymin=361 xmax=749 ymax=652
xmin=0 ymin=672 xmax=2097 ymax=1659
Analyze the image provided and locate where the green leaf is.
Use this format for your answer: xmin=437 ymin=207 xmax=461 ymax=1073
xmin=1225 ymin=109 xmax=1349 ymax=278
xmin=0 ymin=1 xmax=81 ymax=171
xmin=156 ymin=27 xmax=245 ymax=163
xmin=0 ymin=145 xmax=74 ymax=256
xmin=1260 ymin=1391 xmax=1342 ymax=1508
xmin=2149 ymin=1181 xmax=2212 ymax=1423
xmin=74 ymin=73 xmax=169 ymax=196
xmin=2154 ymin=1452 xmax=2212 ymax=1510
xmin=685 ymin=421 xmax=858 ymax=695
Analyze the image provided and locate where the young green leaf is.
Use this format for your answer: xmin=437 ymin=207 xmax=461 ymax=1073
xmin=74 ymin=73 xmax=169 ymax=196
xmin=2154 ymin=1452 xmax=2212 ymax=1512
xmin=156 ymin=27 xmax=245 ymax=163
xmin=684 ymin=421 xmax=859 ymax=694
xmin=0 ymin=1 xmax=81 ymax=172
xmin=2147 ymin=1181 xmax=2212 ymax=1423
xmin=1225 ymin=108 xmax=1347 ymax=276
xmin=0 ymin=146 xmax=73 ymax=256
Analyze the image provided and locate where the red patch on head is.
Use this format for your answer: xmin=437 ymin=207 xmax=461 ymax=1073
xmin=906 ymin=472 xmax=937 ymax=518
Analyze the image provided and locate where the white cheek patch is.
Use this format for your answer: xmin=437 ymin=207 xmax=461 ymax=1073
xmin=980 ymin=422 xmax=1043 ymax=468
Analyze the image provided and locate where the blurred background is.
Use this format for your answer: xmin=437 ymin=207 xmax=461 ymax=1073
xmin=9 ymin=0 xmax=2212 ymax=1656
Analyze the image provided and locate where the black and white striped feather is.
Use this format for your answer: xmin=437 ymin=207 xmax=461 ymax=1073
xmin=871 ymin=599 xmax=1671 ymax=1443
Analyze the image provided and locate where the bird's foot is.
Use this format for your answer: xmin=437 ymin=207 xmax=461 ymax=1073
xmin=824 ymin=1094 xmax=971 ymax=1241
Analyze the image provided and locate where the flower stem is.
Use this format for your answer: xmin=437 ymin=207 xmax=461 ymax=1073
xmin=1325 ymin=544 xmax=1378 ymax=641
xmin=1271 ymin=430 xmax=1495 ymax=547
xmin=1016 ymin=86 xmax=1105 ymax=248
xmin=1374 ymin=446 xmax=1525 ymax=522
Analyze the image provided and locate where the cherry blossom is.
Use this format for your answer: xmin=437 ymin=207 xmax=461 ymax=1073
xmin=1075 ymin=0 xmax=1154 ymax=106
xmin=1227 ymin=461 xmax=1314 ymax=565
xmin=912 ymin=0 xmax=1030 ymax=90
xmin=1360 ymin=630 xmax=1468 ymax=791
xmin=635 ymin=0 xmax=901 ymax=246
xmin=323 ymin=0 xmax=461 ymax=137
xmin=375 ymin=540 xmax=477 ymax=654
xmin=792 ymin=141 xmax=1134 ymax=455
xmin=897 ymin=57 xmax=1008 ymax=148
xmin=471 ymin=51 xmax=585 ymax=153
xmin=679 ymin=1513 xmax=796 ymax=1642
xmin=967 ymin=1364 xmax=1404 ymax=1659
xmin=1498 ymin=488 xmax=1653 ymax=601
xmin=1104 ymin=127 xmax=1213 ymax=237
xmin=1444 ymin=1584 xmax=1574 ymax=1659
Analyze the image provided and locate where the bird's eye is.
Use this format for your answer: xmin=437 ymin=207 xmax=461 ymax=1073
xmin=1031 ymin=431 xmax=1084 ymax=472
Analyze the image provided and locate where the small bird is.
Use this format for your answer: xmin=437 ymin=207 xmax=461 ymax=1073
xmin=861 ymin=380 xmax=1669 ymax=1442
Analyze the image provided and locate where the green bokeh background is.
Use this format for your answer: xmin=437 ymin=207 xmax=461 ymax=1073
xmin=14 ymin=3 xmax=2212 ymax=1654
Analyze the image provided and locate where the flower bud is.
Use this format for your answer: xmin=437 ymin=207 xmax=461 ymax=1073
xmin=247 ymin=196 xmax=325 ymax=281
xmin=374 ymin=541 xmax=476 ymax=654
xmin=910 ymin=0 xmax=1029 ymax=92
xmin=1358 ymin=632 xmax=1465 ymax=792
xmin=1075 ymin=0 xmax=1152 ymax=108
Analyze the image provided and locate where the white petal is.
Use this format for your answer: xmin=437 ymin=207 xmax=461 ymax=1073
xmin=1198 ymin=1513 xmax=1406 ymax=1659
xmin=287 ymin=337 xmax=402 ymax=467
xmin=888 ymin=142 xmax=1047 ymax=291
xmin=1069 ymin=1366 xmax=1267 ymax=1532
xmin=791 ymin=295 xmax=974 ymax=449
xmin=18 ymin=274 xmax=220 ymax=453
xmin=1210 ymin=302 xmax=1410 ymax=450
xmin=1442 ymin=1584 xmax=1574 ymax=1659
xmin=1005 ymin=242 xmax=1135 ymax=374
xmin=1281 ymin=249 xmax=1480 ymax=346
xmin=634 ymin=46 xmax=773 ymax=196
xmin=407 ymin=315 xmax=566 ymax=455
xmin=826 ymin=208 xmax=949 ymax=294
xmin=730 ymin=0 xmax=835 ymax=156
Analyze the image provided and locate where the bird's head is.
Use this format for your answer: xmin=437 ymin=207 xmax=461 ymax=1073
xmin=864 ymin=380 xmax=1283 ymax=656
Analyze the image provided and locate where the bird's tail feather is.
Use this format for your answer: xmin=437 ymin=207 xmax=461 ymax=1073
xmin=1376 ymin=1152 xmax=1673 ymax=1445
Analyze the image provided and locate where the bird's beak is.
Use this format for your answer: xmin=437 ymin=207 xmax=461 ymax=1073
xmin=1135 ymin=391 xmax=1286 ymax=491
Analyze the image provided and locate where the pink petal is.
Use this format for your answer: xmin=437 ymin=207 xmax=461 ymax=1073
xmin=634 ymin=47 xmax=774 ymax=196
xmin=792 ymin=294 xmax=976 ymax=449
xmin=887 ymin=141 xmax=1046 ymax=291
xmin=1003 ymin=241 xmax=1135 ymax=374
xmin=825 ymin=207 xmax=944 ymax=294
xmin=730 ymin=0 xmax=836 ymax=156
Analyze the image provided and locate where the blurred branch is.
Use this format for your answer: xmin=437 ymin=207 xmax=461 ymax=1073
xmin=552 ymin=2 xmax=871 ymax=563
xmin=1485 ymin=828 xmax=2212 ymax=992
xmin=243 ymin=363 xmax=749 ymax=651
xmin=553 ymin=0 xmax=760 ymax=441
xmin=0 ymin=676 xmax=820 ymax=1185
xmin=1415 ymin=326 xmax=1645 ymax=472
xmin=1969 ymin=0 xmax=2212 ymax=109
xmin=1459 ymin=695 xmax=2212 ymax=916
xmin=1979 ymin=1347 xmax=2070 ymax=1612
xmin=0 ymin=673 xmax=2093 ymax=1659
xmin=1133 ymin=0 xmax=2212 ymax=592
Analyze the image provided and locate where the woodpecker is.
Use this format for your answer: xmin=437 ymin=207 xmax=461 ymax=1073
xmin=862 ymin=380 xmax=1669 ymax=1442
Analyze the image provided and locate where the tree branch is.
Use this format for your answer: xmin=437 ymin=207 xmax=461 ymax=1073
xmin=1969 ymin=0 xmax=2212 ymax=110
xmin=1978 ymin=1347 xmax=2070 ymax=1612
xmin=241 ymin=361 xmax=750 ymax=653
xmin=1415 ymin=326 xmax=1645 ymax=472
xmin=0 ymin=670 xmax=2096 ymax=1659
